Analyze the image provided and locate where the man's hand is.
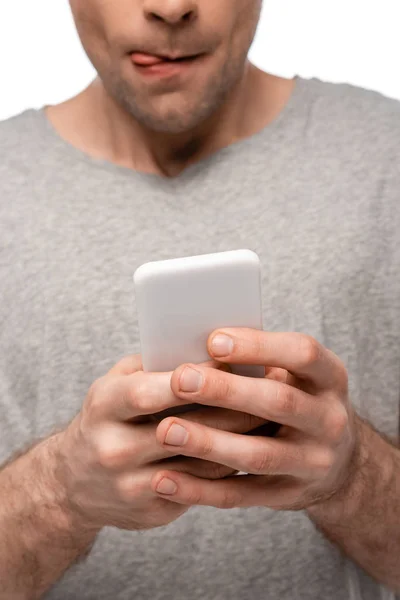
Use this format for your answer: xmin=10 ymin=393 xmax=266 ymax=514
xmin=57 ymin=354 xmax=265 ymax=532
xmin=152 ymin=328 xmax=359 ymax=511
xmin=0 ymin=354 xmax=267 ymax=600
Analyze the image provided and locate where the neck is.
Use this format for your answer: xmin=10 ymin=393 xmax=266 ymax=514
xmin=45 ymin=64 xmax=295 ymax=178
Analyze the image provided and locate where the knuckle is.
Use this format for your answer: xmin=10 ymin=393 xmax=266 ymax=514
xmin=337 ymin=366 xmax=349 ymax=393
xmin=91 ymin=429 xmax=133 ymax=471
xmin=93 ymin=439 xmax=110 ymax=469
xmin=211 ymin=376 xmax=232 ymax=404
xmin=275 ymin=385 xmax=296 ymax=417
xmin=87 ymin=376 xmax=104 ymax=399
xmin=184 ymin=486 xmax=203 ymax=506
xmin=95 ymin=439 xmax=118 ymax=470
xmin=327 ymin=405 xmax=349 ymax=444
xmin=198 ymin=433 xmax=214 ymax=458
xmin=97 ymin=445 xmax=127 ymax=471
xmin=299 ymin=335 xmax=321 ymax=366
xmin=116 ymin=475 xmax=143 ymax=504
xmin=86 ymin=376 xmax=110 ymax=414
xmin=326 ymin=349 xmax=349 ymax=393
xmin=249 ymin=449 xmax=276 ymax=475
xmin=216 ymin=488 xmax=242 ymax=510
xmin=131 ymin=373 xmax=152 ymax=414
xmin=248 ymin=336 xmax=264 ymax=361
xmin=310 ymin=448 xmax=335 ymax=476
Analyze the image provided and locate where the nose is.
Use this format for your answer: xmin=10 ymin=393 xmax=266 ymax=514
xmin=143 ymin=0 xmax=198 ymax=25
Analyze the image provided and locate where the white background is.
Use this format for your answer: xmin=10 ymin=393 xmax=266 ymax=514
xmin=1 ymin=0 xmax=399 ymax=120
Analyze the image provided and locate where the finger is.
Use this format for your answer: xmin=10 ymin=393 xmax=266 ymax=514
xmin=171 ymin=365 xmax=330 ymax=437
xmin=208 ymin=329 xmax=346 ymax=391
xmin=90 ymin=370 xmax=184 ymax=422
xmin=102 ymin=359 xmax=230 ymax=421
xmin=149 ymin=407 xmax=265 ymax=462
xmin=181 ymin=407 xmax=265 ymax=432
xmin=255 ymin=368 xmax=301 ymax=438
xmin=106 ymin=354 xmax=143 ymax=376
xmin=143 ymin=407 xmax=267 ymax=462
xmin=152 ymin=470 xmax=302 ymax=509
xmin=92 ymin=407 xmax=269 ymax=468
xmin=121 ymin=459 xmax=240 ymax=503
xmin=106 ymin=357 xmax=227 ymax=380
xmin=157 ymin=456 xmax=239 ymax=480
xmin=156 ymin=418 xmax=323 ymax=478
xmin=133 ymin=361 xmax=231 ymax=423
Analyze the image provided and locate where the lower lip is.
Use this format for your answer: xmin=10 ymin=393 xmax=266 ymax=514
xmin=131 ymin=54 xmax=204 ymax=78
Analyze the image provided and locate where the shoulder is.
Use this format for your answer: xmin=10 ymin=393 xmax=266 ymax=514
xmin=0 ymin=108 xmax=44 ymax=170
xmin=0 ymin=109 xmax=49 ymax=223
xmin=299 ymin=77 xmax=400 ymax=160
xmin=0 ymin=108 xmax=39 ymax=142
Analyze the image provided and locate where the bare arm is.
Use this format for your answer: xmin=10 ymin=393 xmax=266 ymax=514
xmin=0 ymin=354 xmax=260 ymax=600
xmin=148 ymin=329 xmax=400 ymax=593
xmin=0 ymin=433 xmax=99 ymax=600
xmin=307 ymin=418 xmax=400 ymax=593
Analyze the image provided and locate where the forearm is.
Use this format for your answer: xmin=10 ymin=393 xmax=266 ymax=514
xmin=307 ymin=415 xmax=400 ymax=592
xmin=0 ymin=434 xmax=99 ymax=600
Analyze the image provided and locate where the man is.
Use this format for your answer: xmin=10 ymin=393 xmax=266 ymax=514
xmin=0 ymin=0 xmax=399 ymax=598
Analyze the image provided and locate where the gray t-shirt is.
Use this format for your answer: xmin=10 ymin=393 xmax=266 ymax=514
xmin=0 ymin=75 xmax=399 ymax=600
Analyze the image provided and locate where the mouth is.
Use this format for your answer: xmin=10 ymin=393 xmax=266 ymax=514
xmin=130 ymin=51 xmax=207 ymax=79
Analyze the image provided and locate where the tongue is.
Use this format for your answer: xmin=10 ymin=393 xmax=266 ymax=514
xmin=131 ymin=53 xmax=166 ymax=66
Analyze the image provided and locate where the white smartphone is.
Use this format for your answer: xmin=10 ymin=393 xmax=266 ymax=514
xmin=132 ymin=249 xmax=280 ymax=433
xmin=133 ymin=249 xmax=264 ymax=377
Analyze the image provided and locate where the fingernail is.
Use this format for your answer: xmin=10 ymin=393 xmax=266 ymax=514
xmin=156 ymin=478 xmax=178 ymax=495
xmin=179 ymin=367 xmax=203 ymax=392
xmin=164 ymin=423 xmax=189 ymax=446
xmin=210 ymin=334 xmax=234 ymax=357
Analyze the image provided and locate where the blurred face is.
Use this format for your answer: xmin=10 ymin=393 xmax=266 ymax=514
xmin=69 ymin=0 xmax=263 ymax=133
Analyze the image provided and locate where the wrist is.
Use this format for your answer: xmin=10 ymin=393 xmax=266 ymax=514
xmin=44 ymin=432 xmax=101 ymax=539
xmin=5 ymin=432 xmax=101 ymax=548
xmin=307 ymin=415 xmax=392 ymax=524
xmin=0 ymin=432 xmax=99 ymax=598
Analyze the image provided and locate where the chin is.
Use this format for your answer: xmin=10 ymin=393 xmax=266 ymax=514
xmin=110 ymin=74 xmax=227 ymax=134
xmin=132 ymin=104 xmax=213 ymax=134
xmin=137 ymin=114 xmax=201 ymax=134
